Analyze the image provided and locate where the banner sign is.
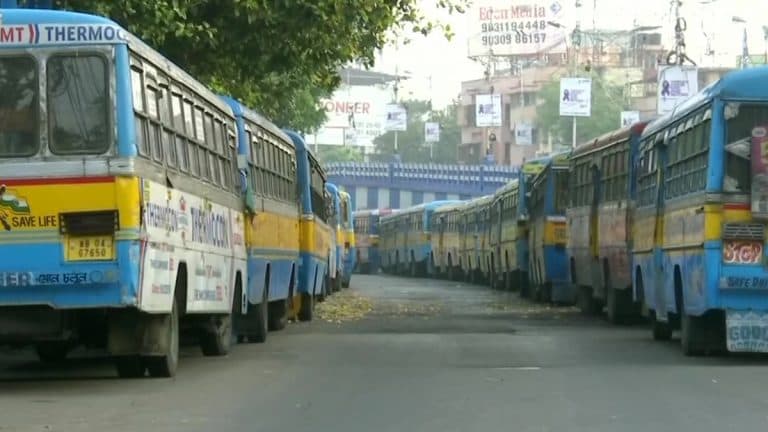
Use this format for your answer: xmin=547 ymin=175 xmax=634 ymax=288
xmin=384 ymin=104 xmax=407 ymax=131
xmin=475 ymin=93 xmax=502 ymax=127
xmin=559 ymin=77 xmax=592 ymax=117
xmin=425 ymin=122 xmax=440 ymax=142
xmin=515 ymin=122 xmax=533 ymax=145
xmin=467 ymin=0 xmax=569 ymax=57
xmin=620 ymin=111 xmax=640 ymax=127
xmin=657 ymin=66 xmax=698 ymax=115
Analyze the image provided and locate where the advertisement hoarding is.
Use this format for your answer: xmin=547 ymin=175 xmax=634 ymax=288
xmin=559 ymin=77 xmax=592 ymax=117
xmin=476 ymin=93 xmax=502 ymax=127
xmin=657 ymin=66 xmax=698 ymax=115
xmin=467 ymin=0 xmax=570 ymax=57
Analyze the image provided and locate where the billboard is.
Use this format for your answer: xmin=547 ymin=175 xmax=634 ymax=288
xmin=620 ymin=111 xmax=640 ymax=127
xmin=657 ymin=66 xmax=698 ymax=115
xmin=308 ymin=85 xmax=391 ymax=147
xmin=476 ymin=93 xmax=502 ymax=127
xmin=515 ymin=122 xmax=533 ymax=145
xmin=425 ymin=122 xmax=440 ymax=142
xmin=384 ymin=104 xmax=408 ymax=131
xmin=559 ymin=77 xmax=592 ymax=117
xmin=467 ymin=0 xmax=569 ymax=57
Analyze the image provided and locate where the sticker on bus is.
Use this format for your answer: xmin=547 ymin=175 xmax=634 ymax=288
xmin=0 ymin=24 xmax=128 ymax=46
xmin=726 ymin=309 xmax=768 ymax=353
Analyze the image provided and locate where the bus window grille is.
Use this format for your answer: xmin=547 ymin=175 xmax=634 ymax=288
xmin=722 ymin=223 xmax=764 ymax=241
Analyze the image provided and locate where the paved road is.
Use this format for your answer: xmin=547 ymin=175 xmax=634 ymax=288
xmin=2 ymin=275 xmax=768 ymax=432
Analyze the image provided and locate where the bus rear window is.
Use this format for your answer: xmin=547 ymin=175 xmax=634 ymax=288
xmin=0 ymin=56 xmax=38 ymax=157
xmin=47 ymin=55 xmax=109 ymax=155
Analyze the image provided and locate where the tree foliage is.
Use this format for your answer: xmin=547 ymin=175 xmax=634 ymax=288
xmin=372 ymin=99 xmax=460 ymax=164
xmin=535 ymin=74 xmax=627 ymax=147
xmin=55 ymin=0 xmax=467 ymax=132
xmin=317 ymin=146 xmax=365 ymax=164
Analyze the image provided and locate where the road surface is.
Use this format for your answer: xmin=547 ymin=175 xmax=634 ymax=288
xmin=1 ymin=274 xmax=767 ymax=431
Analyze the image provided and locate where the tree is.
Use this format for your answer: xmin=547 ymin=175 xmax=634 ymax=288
xmin=317 ymin=146 xmax=365 ymax=164
xmin=535 ymin=73 xmax=627 ymax=148
xmin=55 ymin=0 xmax=467 ymax=132
xmin=371 ymin=100 xmax=460 ymax=164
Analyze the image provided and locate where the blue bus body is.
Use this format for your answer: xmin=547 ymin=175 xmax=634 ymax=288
xmin=528 ymin=153 xmax=573 ymax=303
xmin=284 ymin=131 xmax=331 ymax=303
xmin=221 ymin=97 xmax=296 ymax=311
xmin=634 ymin=66 xmax=768 ymax=355
xmin=381 ymin=200 xmax=461 ymax=276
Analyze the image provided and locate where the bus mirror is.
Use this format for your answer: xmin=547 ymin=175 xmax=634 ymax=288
xmin=237 ymin=154 xmax=248 ymax=170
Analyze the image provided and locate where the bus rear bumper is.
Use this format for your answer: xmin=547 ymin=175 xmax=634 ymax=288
xmin=0 ymin=242 xmax=138 ymax=309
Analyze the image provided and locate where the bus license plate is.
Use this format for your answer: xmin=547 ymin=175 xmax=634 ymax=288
xmin=65 ymin=236 xmax=115 ymax=261
xmin=725 ymin=309 xmax=768 ymax=353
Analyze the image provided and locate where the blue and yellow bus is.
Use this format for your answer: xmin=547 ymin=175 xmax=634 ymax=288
xmin=222 ymin=98 xmax=299 ymax=341
xmin=458 ymin=195 xmax=493 ymax=284
xmin=339 ymin=190 xmax=355 ymax=288
xmin=429 ymin=201 xmax=464 ymax=280
xmin=568 ymin=121 xmax=649 ymax=321
xmin=0 ymin=8 xmax=252 ymax=377
xmin=488 ymin=159 xmax=546 ymax=293
xmin=381 ymin=200 xmax=459 ymax=276
xmin=353 ymin=208 xmax=392 ymax=274
xmin=325 ymin=183 xmax=342 ymax=291
xmin=633 ymin=67 xmax=768 ymax=355
xmin=284 ymin=131 xmax=332 ymax=320
xmin=527 ymin=152 xmax=572 ymax=303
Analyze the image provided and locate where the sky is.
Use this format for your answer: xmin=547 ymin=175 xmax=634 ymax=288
xmin=373 ymin=0 xmax=768 ymax=109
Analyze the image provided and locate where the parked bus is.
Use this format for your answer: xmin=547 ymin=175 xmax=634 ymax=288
xmin=325 ymin=183 xmax=342 ymax=292
xmin=488 ymin=159 xmax=546 ymax=293
xmin=353 ymin=208 xmax=393 ymax=274
xmin=458 ymin=195 xmax=493 ymax=284
xmin=284 ymin=131 xmax=332 ymax=320
xmin=222 ymin=97 xmax=299 ymax=342
xmin=380 ymin=201 xmax=460 ymax=276
xmin=527 ymin=152 xmax=573 ymax=303
xmin=0 ymin=9 xmax=247 ymax=377
xmin=339 ymin=190 xmax=355 ymax=288
xmin=568 ymin=121 xmax=649 ymax=322
xmin=634 ymin=67 xmax=768 ymax=355
xmin=429 ymin=201 xmax=464 ymax=280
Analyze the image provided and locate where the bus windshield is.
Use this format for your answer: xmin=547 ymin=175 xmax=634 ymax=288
xmin=0 ymin=56 xmax=38 ymax=157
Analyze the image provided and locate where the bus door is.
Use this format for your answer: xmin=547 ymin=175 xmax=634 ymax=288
xmin=652 ymin=138 xmax=669 ymax=321
xmin=438 ymin=215 xmax=446 ymax=262
xmin=589 ymin=163 xmax=602 ymax=291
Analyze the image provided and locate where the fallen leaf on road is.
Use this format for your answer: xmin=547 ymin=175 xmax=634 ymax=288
xmin=316 ymin=290 xmax=374 ymax=323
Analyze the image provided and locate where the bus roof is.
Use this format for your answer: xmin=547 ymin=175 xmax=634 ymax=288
xmin=0 ymin=9 xmax=235 ymax=116
xmin=219 ymin=96 xmax=292 ymax=145
xmin=572 ymin=121 xmax=650 ymax=158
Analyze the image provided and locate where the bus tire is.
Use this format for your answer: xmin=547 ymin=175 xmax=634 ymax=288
xmin=334 ymin=272 xmax=342 ymax=292
xmin=200 ymin=313 xmax=233 ymax=357
xmin=681 ymin=313 xmax=705 ymax=356
xmin=35 ymin=342 xmax=70 ymax=364
xmin=651 ymin=312 xmax=673 ymax=341
xmin=145 ymin=298 xmax=180 ymax=377
xmin=298 ymin=293 xmax=314 ymax=322
xmin=268 ymin=300 xmax=288 ymax=331
xmin=246 ymin=287 xmax=269 ymax=343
